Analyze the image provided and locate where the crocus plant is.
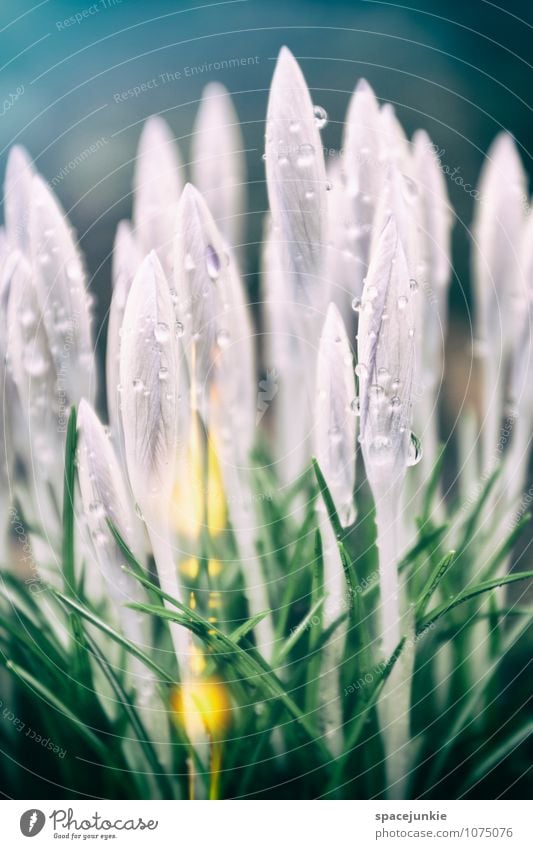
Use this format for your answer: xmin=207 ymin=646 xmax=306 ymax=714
xmin=0 ymin=48 xmax=531 ymax=801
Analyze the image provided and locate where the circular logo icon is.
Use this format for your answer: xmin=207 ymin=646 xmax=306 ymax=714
xmin=20 ymin=810 xmax=46 ymax=837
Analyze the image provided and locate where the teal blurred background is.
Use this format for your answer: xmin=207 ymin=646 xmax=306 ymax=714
xmin=1 ymin=0 xmax=532 ymax=367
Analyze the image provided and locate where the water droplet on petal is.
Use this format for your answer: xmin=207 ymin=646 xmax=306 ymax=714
xmin=205 ymin=244 xmax=221 ymax=280
xmin=368 ymin=435 xmax=393 ymax=466
xmin=407 ymin=432 xmax=423 ymax=466
xmin=397 ymin=295 xmax=408 ymax=310
xmin=296 ymin=143 xmax=315 ymax=168
xmin=313 ymin=105 xmax=328 ymax=129
xmin=217 ymin=329 xmax=230 ymax=348
xmin=154 ymin=322 xmax=170 ymax=343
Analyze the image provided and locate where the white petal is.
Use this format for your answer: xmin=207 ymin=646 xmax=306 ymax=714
xmin=265 ymin=47 xmax=329 ymax=313
xmin=77 ymin=398 xmax=145 ymax=611
xmin=358 ymin=216 xmax=415 ymax=480
xmin=4 ymin=146 xmax=34 ymax=253
xmin=510 ymin=211 xmax=533 ymax=419
xmin=192 ymin=83 xmax=246 ymax=250
xmin=261 ymin=218 xmax=309 ymax=482
xmin=472 ymin=133 xmax=526 ymax=351
xmin=120 ymin=251 xmax=179 ymax=510
xmin=29 ymin=175 xmax=95 ymax=405
xmin=315 ymin=303 xmax=357 ymax=526
xmin=342 ymin=80 xmax=385 ymax=299
xmin=106 ymin=220 xmax=141 ymax=441
xmin=133 ymin=116 xmax=183 ymax=277
xmin=6 ymin=252 xmax=63 ymax=482
xmin=412 ymin=130 xmax=454 ymax=403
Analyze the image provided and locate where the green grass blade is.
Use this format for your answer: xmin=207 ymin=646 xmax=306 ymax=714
xmin=83 ymin=632 xmax=177 ymax=799
xmin=416 ymin=551 xmax=456 ymax=618
xmin=458 ymin=720 xmax=533 ymax=796
xmin=52 ymin=590 xmax=174 ymax=684
xmin=127 ymin=596 xmax=331 ymax=763
xmin=62 ymin=406 xmax=78 ymax=595
xmin=4 ymin=659 xmax=111 ymax=763
xmin=274 ymin=597 xmax=325 ymax=666
xmin=419 ymin=570 xmax=533 ymax=632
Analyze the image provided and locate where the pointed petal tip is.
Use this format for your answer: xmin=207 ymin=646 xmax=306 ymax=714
xmin=356 ymin=78 xmax=373 ymax=95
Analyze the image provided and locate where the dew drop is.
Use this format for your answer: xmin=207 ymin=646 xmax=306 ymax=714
xmin=23 ymin=352 xmax=49 ymax=378
xmin=175 ymin=321 xmax=184 ymax=338
xmin=205 ymin=244 xmax=221 ymax=280
xmin=313 ymin=105 xmax=328 ymax=129
xmin=154 ymin=322 xmax=170 ymax=343
xmin=409 ymin=278 xmax=419 ymax=292
xmin=297 ymin=143 xmax=315 ymax=168
xmin=397 ymin=295 xmax=408 ymax=310
xmin=66 ymin=260 xmax=82 ymax=282
xmin=351 ymin=296 xmax=361 ymax=311
xmin=368 ymin=435 xmax=393 ymax=466
xmin=407 ymin=431 xmax=423 ymax=466
xmin=350 ymin=397 xmax=361 ymax=416
xmin=217 ymin=329 xmax=230 ymax=348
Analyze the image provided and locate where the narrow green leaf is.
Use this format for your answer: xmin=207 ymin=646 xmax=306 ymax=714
xmin=275 ymin=597 xmax=325 ymax=666
xmin=83 ymin=633 xmax=176 ymax=799
xmin=52 ymin=590 xmax=174 ymax=684
xmin=424 ymin=613 xmax=532 ymax=787
xmin=419 ymin=571 xmax=533 ymax=632
xmin=4 ymin=659 xmax=110 ymax=762
xmin=416 ymin=551 xmax=456 ymax=618
xmin=126 ymin=593 xmax=330 ymax=763
xmin=458 ymin=720 xmax=533 ymax=795
xmin=62 ymin=406 xmax=78 ymax=595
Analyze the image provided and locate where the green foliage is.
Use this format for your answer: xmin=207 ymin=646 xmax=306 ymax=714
xmin=0 ymin=424 xmax=531 ymax=799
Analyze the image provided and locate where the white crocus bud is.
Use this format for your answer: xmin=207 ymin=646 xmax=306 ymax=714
xmin=505 ymin=211 xmax=533 ymax=503
xmin=4 ymin=145 xmax=34 ymax=254
xmin=77 ymin=400 xmax=145 ymax=636
xmin=133 ymin=116 xmax=183 ymax=278
xmin=29 ymin=175 xmax=95 ymax=406
xmin=262 ymin=217 xmax=307 ymax=485
xmin=120 ymin=250 xmax=189 ymax=668
xmin=472 ymin=133 xmax=526 ymax=470
xmin=342 ymin=79 xmax=385 ymax=303
xmin=358 ymin=216 xmax=418 ymax=799
xmin=192 ymin=83 xmax=246 ymax=252
xmin=106 ymin=220 xmax=141 ymax=447
xmin=7 ymin=253 xmax=60 ymax=479
xmin=315 ymin=302 xmax=357 ymax=755
xmin=265 ymin=46 xmax=329 ymax=319
xmin=316 ymin=303 xmax=357 ymax=528
xmin=411 ymin=130 xmax=453 ymax=487
xmin=175 ymin=184 xmax=272 ymax=656
xmin=358 ymin=216 xmax=416 ymax=493
xmin=264 ymin=47 xmax=329 ymax=481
